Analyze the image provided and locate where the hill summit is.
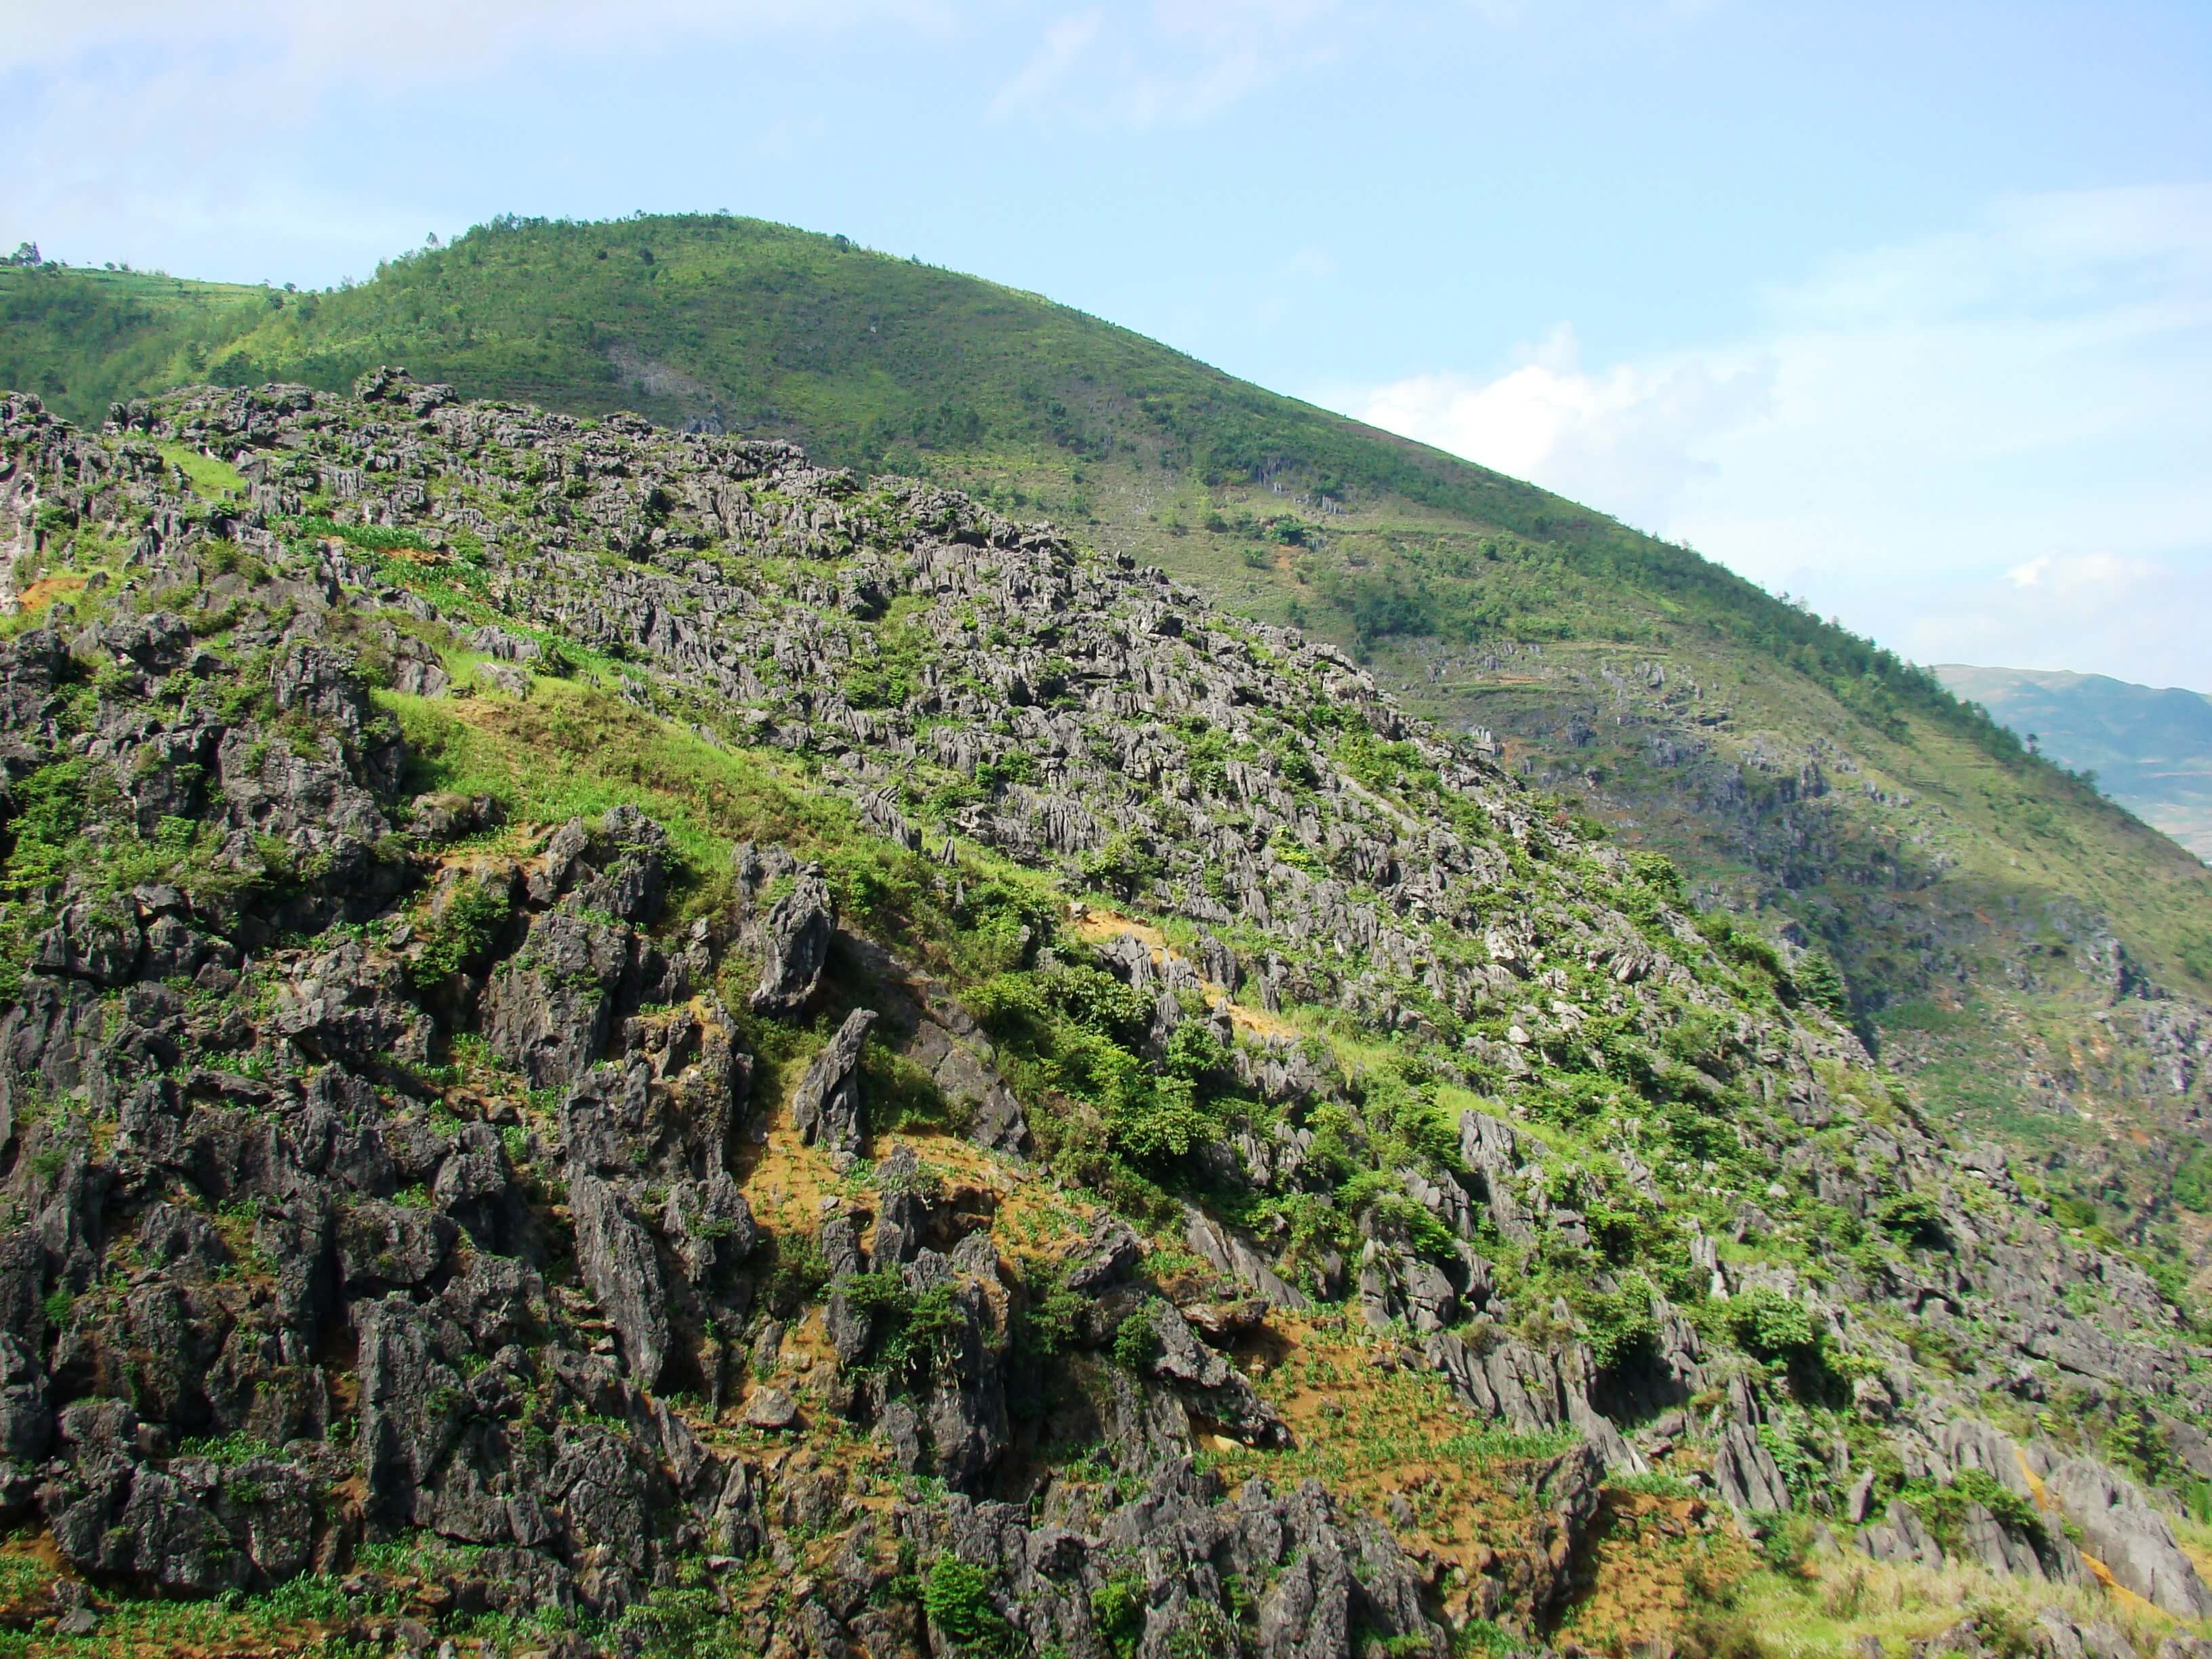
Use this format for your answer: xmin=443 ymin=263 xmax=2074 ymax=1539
xmin=0 ymin=372 xmax=2204 ymax=1654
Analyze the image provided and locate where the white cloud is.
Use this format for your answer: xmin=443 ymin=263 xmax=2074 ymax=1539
xmin=1344 ymin=325 xmax=1774 ymax=531
xmin=988 ymin=0 xmax=1353 ymax=127
xmin=981 ymin=0 xmax=1720 ymax=128
xmin=2003 ymin=550 xmax=2155 ymax=594
xmin=2 ymin=0 xmax=956 ymax=281
xmin=1333 ymin=186 xmax=2212 ymax=690
xmin=989 ymin=9 xmax=1105 ymax=119
xmin=1899 ymin=552 xmax=2211 ymax=694
xmin=0 ymin=2 xmax=949 ymax=79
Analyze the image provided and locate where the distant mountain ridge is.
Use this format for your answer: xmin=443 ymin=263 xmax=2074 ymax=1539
xmin=1938 ymin=664 xmax=2212 ymax=861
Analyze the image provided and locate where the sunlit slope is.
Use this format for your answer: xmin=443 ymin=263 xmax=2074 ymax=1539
xmin=7 ymin=213 xmax=2212 ymax=1256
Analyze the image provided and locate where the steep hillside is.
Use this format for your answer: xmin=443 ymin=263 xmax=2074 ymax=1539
xmin=5 ymin=221 xmax=2212 ymax=1272
xmin=1938 ymin=666 xmax=2212 ymax=862
xmin=4 ymin=372 xmax=2212 ymax=1657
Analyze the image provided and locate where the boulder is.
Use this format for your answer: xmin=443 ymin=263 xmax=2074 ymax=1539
xmin=745 ymin=1387 xmax=800 ymax=1430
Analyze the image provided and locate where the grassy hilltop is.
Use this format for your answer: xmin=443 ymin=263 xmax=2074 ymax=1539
xmin=7 ymin=214 xmax=2212 ymax=1266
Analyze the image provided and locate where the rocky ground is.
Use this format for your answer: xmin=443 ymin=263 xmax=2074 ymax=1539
xmin=0 ymin=374 xmax=2206 ymax=1656
xmin=1378 ymin=634 xmax=2212 ymax=1278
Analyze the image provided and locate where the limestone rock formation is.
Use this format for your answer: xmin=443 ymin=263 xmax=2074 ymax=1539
xmin=0 ymin=375 xmax=2198 ymax=1654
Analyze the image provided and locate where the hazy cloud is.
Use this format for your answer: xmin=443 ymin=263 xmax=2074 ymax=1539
xmin=1336 ymin=186 xmax=2212 ymax=689
xmin=3 ymin=0 xmax=959 ymax=280
xmin=1899 ymin=553 xmax=2212 ymax=695
xmin=989 ymin=9 xmax=1106 ymax=118
xmin=988 ymin=0 xmax=1351 ymax=127
xmin=1 ymin=2 xmax=949 ymax=79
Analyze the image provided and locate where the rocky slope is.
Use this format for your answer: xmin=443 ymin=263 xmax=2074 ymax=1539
xmin=0 ymin=374 xmax=2207 ymax=1656
xmin=1378 ymin=636 xmax=2212 ymax=1281
xmin=12 ymin=224 xmax=2212 ymax=1283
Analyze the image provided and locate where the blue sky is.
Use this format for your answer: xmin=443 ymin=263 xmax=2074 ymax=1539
xmin=8 ymin=1 xmax=2209 ymax=687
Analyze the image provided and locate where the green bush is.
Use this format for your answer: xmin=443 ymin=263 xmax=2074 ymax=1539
xmin=1574 ymin=1277 xmax=1660 ymax=1373
xmin=921 ymin=1556 xmax=1016 ymax=1655
xmin=1111 ymin=1305 xmax=1161 ymax=1373
xmin=839 ymin=1270 xmax=968 ymax=1383
xmin=1750 ymin=1509 xmax=1816 ymax=1574
xmin=407 ymin=880 xmax=513 ymax=987
xmin=1903 ymin=1467 xmax=2044 ymax=1553
xmin=1454 ymin=1619 xmax=1525 ymax=1658
xmin=1874 ymin=1191 xmax=1950 ymax=1252
xmin=762 ymin=1232 xmax=830 ymax=1317
xmin=1790 ymin=949 xmax=1850 ymax=1017
xmin=1 ymin=757 xmax=91 ymax=897
xmin=1627 ymin=851 xmax=1686 ymax=903
xmin=1089 ymin=1575 xmax=1146 ymax=1659
xmin=1079 ymin=832 xmax=1163 ymax=899
xmin=1012 ymin=1264 xmax=1086 ymax=1365
xmin=1696 ymin=912 xmax=1786 ymax=986
xmin=1725 ymin=1288 xmax=1818 ymax=1364
xmin=861 ymin=1040 xmax=958 ymax=1133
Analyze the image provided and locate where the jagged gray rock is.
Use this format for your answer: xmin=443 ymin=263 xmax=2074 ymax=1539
xmin=749 ymin=869 xmax=835 ymax=1017
xmin=568 ymin=1173 xmax=672 ymax=1389
xmin=2047 ymin=1456 xmax=2212 ymax=1617
xmin=791 ymin=1008 xmax=876 ymax=1171
xmin=1858 ymin=1498 xmax=1946 ymax=1569
xmin=0 ymin=375 xmax=2203 ymax=1655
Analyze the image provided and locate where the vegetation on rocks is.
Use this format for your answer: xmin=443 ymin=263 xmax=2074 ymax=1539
xmin=0 ymin=371 xmax=2205 ymax=1658
xmin=7 ymin=219 xmax=2208 ymax=1290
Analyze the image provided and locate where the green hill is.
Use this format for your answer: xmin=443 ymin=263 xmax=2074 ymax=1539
xmin=7 ymin=213 xmax=2212 ymax=1269
xmin=1939 ymin=664 xmax=2212 ymax=861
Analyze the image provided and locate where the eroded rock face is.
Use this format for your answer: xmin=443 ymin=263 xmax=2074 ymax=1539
xmin=0 ymin=377 xmax=2202 ymax=1656
xmin=749 ymin=869 xmax=835 ymax=1017
xmin=569 ymin=1173 xmax=671 ymax=1389
xmin=2047 ymin=1457 xmax=2212 ymax=1617
xmin=791 ymin=1008 xmax=876 ymax=1171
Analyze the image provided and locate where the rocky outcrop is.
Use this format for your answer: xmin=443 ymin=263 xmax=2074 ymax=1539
xmin=2047 ymin=1456 xmax=2212 ymax=1617
xmin=1712 ymin=1421 xmax=1791 ymax=1516
xmin=1858 ymin=1499 xmax=1945 ymax=1570
xmin=0 ymin=376 xmax=2201 ymax=1656
xmin=1185 ymin=1205 xmax=1308 ymax=1310
xmin=895 ymin=1465 xmax=1450 ymax=1659
xmin=569 ymin=1173 xmax=672 ymax=1388
xmin=791 ymin=1008 xmax=876 ymax=1171
xmin=749 ymin=868 xmax=835 ymax=1017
